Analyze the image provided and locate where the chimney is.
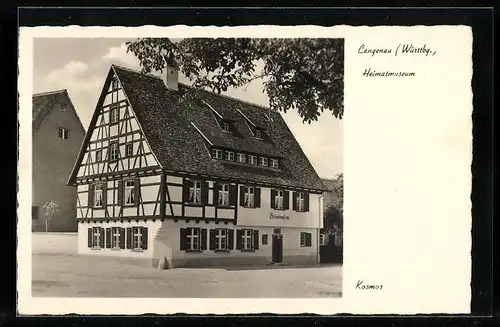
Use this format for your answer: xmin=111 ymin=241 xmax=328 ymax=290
xmin=164 ymin=66 xmax=179 ymax=91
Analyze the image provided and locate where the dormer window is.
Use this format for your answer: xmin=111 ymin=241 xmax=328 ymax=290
xmin=220 ymin=121 xmax=230 ymax=132
xmin=225 ymin=151 xmax=235 ymax=161
xmin=249 ymin=155 xmax=257 ymax=165
xmin=212 ymin=149 xmax=223 ymax=159
xmin=236 ymin=153 xmax=246 ymax=163
xmin=253 ymin=128 xmax=262 ymax=138
xmin=271 ymin=158 xmax=279 ymax=168
xmin=259 ymin=157 xmax=269 ymax=166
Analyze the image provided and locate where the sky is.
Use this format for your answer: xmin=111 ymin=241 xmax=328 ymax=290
xmin=33 ymin=38 xmax=343 ymax=179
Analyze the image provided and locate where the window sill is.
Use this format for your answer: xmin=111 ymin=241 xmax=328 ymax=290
xmin=123 ymin=204 xmax=137 ymax=208
xmin=111 ymin=247 xmax=122 ymax=251
xmin=240 ymin=249 xmax=256 ymax=252
xmin=109 ymin=122 xmax=119 ymax=126
xmin=93 ymin=207 xmax=105 ymax=210
xmin=91 ymin=247 xmax=102 ymax=251
xmin=216 ymin=205 xmax=233 ymax=209
xmin=185 ymin=203 xmax=204 ymax=207
xmin=242 ymin=205 xmax=257 ymax=209
xmin=185 ymin=249 xmax=203 ymax=253
xmin=214 ymin=249 xmax=230 ymax=253
xmin=131 ymin=248 xmax=144 ymax=252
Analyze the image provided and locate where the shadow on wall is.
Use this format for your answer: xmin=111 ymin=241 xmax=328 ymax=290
xmin=32 ymin=232 xmax=78 ymax=254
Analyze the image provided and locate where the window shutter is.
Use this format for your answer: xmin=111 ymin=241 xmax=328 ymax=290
xmin=134 ymin=178 xmax=140 ymax=206
xmin=213 ymin=183 xmax=220 ymax=206
xmin=182 ymin=179 xmax=191 ymax=203
xmin=270 ymin=189 xmax=276 ymax=209
xmin=253 ymin=230 xmax=260 ymax=250
xmin=102 ymin=183 xmax=108 ymax=206
xmin=227 ymin=229 xmax=234 ymax=250
xmin=119 ymin=228 xmax=125 ymax=249
xmin=236 ymin=230 xmax=243 ymax=250
xmin=126 ymin=228 xmax=132 ymax=249
xmin=209 ymin=229 xmax=217 ymax=250
xmin=88 ymin=183 xmax=94 ymax=208
xmin=200 ymin=229 xmax=207 ymax=251
xmin=202 ymin=181 xmax=209 ymax=205
xmin=99 ymin=228 xmax=105 ymax=248
xmin=304 ymin=193 xmax=310 ymax=212
xmin=292 ymin=192 xmax=298 ymax=211
xmin=117 ymin=180 xmax=124 ymax=205
xmin=229 ymin=184 xmax=237 ymax=206
xmin=239 ymin=186 xmax=245 ymax=206
xmin=141 ymin=227 xmax=148 ymax=250
xmin=180 ymin=228 xmax=188 ymax=250
xmin=87 ymin=228 xmax=93 ymax=247
xmin=105 ymin=228 xmax=112 ymax=248
xmin=255 ymin=187 xmax=261 ymax=208
xmin=283 ymin=191 xmax=290 ymax=210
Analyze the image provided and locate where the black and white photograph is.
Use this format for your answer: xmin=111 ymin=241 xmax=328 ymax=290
xmin=30 ymin=37 xmax=345 ymax=298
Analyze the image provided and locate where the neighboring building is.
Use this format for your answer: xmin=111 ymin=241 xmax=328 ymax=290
xmin=32 ymin=89 xmax=86 ymax=232
xmin=319 ymin=177 xmax=343 ymax=263
xmin=67 ymin=64 xmax=327 ymax=268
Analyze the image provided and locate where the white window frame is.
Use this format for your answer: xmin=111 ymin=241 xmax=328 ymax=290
xmin=125 ymin=143 xmax=133 ymax=157
xmin=215 ymin=228 xmax=228 ymax=251
xmin=124 ymin=179 xmax=135 ymax=205
xmin=221 ymin=121 xmax=230 ymax=132
xmin=92 ymin=227 xmax=102 ymax=248
xmin=242 ymin=229 xmax=253 ymax=250
xmin=213 ymin=149 xmax=223 ymax=159
xmin=271 ymin=159 xmax=279 ymax=168
xmin=300 ymin=232 xmax=307 ymax=247
xmin=58 ymin=127 xmax=69 ymax=140
xmin=95 ymin=150 xmax=102 ymax=162
xmin=110 ymin=106 xmax=119 ymax=124
xmin=236 ymin=153 xmax=246 ymax=163
xmin=296 ymin=192 xmax=305 ymax=212
xmin=274 ymin=190 xmax=284 ymax=210
xmin=319 ymin=233 xmax=326 ymax=246
xmin=225 ymin=151 xmax=235 ymax=161
xmin=244 ymin=186 xmax=255 ymax=207
xmin=109 ymin=142 xmax=119 ymax=161
xmin=189 ymin=180 xmax=202 ymax=204
xmin=260 ymin=157 xmax=269 ymax=166
xmin=218 ymin=184 xmax=230 ymax=206
xmin=249 ymin=155 xmax=257 ymax=165
xmin=94 ymin=183 xmax=104 ymax=208
xmin=112 ymin=227 xmax=121 ymax=248
xmin=187 ymin=227 xmax=200 ymax=251
xmin=132 ymin=226 xmax=143 ymax=250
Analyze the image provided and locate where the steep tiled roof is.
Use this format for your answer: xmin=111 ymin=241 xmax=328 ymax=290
xmin=32 ymin=89 xmax=66 ymax=132
xmin=69 ymin=65 xmax=327 ymax=191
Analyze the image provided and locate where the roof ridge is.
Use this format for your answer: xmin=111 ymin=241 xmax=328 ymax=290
xmin=33 ymin=89 xmax=66 ymax=97
xmin=112 ymin=64 xmax=274 ymax=113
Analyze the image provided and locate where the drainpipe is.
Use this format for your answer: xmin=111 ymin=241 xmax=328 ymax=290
xmin=317 ymin=194 xmax=324 ymax=264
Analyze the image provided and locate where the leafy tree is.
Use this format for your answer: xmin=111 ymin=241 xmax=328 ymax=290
xmin=323 ymin=173 xmax=343 ymax=244
xmin=126 ymin=38 xmax=344 ymax=123
xmin=42 ymin=201 xmax=60 ymax=232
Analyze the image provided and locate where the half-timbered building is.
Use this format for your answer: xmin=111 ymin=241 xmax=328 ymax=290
xmin=67 ymin=64 xmax=327 ymax=268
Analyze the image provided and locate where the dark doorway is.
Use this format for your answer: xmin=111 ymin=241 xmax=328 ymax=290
xmin=272 ymin=234 xmax=283 ymax=263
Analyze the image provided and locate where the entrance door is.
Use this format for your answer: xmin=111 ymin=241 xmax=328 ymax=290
xmin=272 ymin=234 xmax=283 ymax=263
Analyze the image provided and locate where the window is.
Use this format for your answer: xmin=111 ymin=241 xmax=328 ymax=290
xmin=262 ymin=234 xmax=268 ymax=245
xmin=95 ymin=150 xmax=102 ymax=162
xmin=112 ymin=78 xmax=119 ymax=90
xmin=58 ymin=128 xmax=69 ymax=139
xmin=300 ymin=232 xmax=312 ymax=247
xmin=259 ymin=157 xmax=269 ymax=166
xmin=296 ymin=192 xmax=305 ymax=212
xmin=112 ymin=227 xmax=121 ymax=248
xmin=61 ymin=103 xmax=67 ymax=112
xmin=189 ymin=180 xmax=202 ymax=204
xmin=32 ymin=206 xmax=39 ymax=220
xmin=94 ymin=183 xmax=104 ymax=208
xmin=253 ymin=128 xmax=262 ymax=138
xmin=218 ymin=183 xmax=230 ymax=206
xmin=187 ymin=228 xmax=200 ymax=251
xmin=132 ymin=226 xmax=143 ymax=249
xmin=225 ymin=151 xmax=235 ymax=161
xmin=271 ymin=159 xmax=279 ymax=168
xmin=110 ymin=106 xmax=119 ymax=124
xmin=221 ymin=121 xmax=230 ymax=132
xmin=244 ymin=186 xmax=255 ymax=207
xmin=124 ymin=180 xmax=135 ymax=205
xmin=236 ymin=153 xmax=246 ymax=163
xmin=212 ymin=149 xmax=223 ymax=159
xmin=125 ymin=143 xmax=133 ymax=157
xmin=319 ymin=233 xmax=326 ymax=246
xmin=249 ymin=155 xmax=257 ymax=165
xmin=215 ymin=229 xmax=228 ymax=250
xmin=274 ymin=190 xmax=284 ymax=210
xmin=93 ymin=227 xmax=103 ymax=248
xmin=109 ymin=142 xmax=119 ymax=161
xmin=242 ymin=229 xmax=253 ymax=250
